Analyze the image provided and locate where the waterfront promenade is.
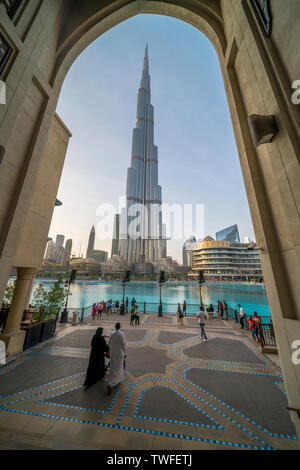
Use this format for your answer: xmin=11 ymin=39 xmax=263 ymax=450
xmin=0 ymin=314 xmax=298 ymax=450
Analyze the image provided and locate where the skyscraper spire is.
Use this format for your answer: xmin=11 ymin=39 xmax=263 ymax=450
xmin=143 ymin=43 xmax=149 ymax=71
xmin=119 ymin=47 xmax=167 ymax=265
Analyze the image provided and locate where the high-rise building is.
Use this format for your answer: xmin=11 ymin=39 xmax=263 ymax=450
xmin=120 ymin=46 xmax=166 ymax=265
xmin=111 ymin=214 xmax=120 ymax=257
xmin=45 ymin=239 xmax=55 ymax=260
xmin=56 ymin=235 xmax=65 ymax=248
xmin=86 ymin=226 xmax=95 ymax=260
xmin=216 ymin=225 xmax=240 ymax=244
xmin=64 ymin=239 xmax=73 ymax=265
xmin=92 ymin=250 xmax=108 ymax=263
xmin=183 ymin=236 xmax=197 ymax=267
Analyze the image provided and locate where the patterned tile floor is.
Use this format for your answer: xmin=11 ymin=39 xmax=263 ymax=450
xmin=0 ymin=314 xmax=299 ymax=450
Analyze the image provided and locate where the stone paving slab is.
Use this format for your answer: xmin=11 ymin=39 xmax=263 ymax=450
xmin=157 ymin=331 xmax=198 ymax=345
xmin=186 ymin=368 xmax=295 ymax=436
xmin=144 ymin=316 xmax=173 ymax=325
xmin=126 ymin=346 xmax=174 ymax=378
xmin=0 ymin=318 xmax=298 ymax=450
xmin=0 ymin=355 xmax=87 ymax=396
xmin=184 ymin=337 xmax=265 ymax=365
xmin=44 ymin=380 xmax=119 ymax=411
xmin=137 ymin=387 xmax=215 ymax=427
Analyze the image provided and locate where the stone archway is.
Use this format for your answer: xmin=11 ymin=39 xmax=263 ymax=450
xmin=0 ymin=0 xmax=299 ymax=440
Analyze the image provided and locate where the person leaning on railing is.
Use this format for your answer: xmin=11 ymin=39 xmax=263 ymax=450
xmin=253 ymin=312 xmax=262 ymax=343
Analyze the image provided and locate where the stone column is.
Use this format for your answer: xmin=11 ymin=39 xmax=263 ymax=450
xmin=0 ymin=267 xmax=37 ymax=356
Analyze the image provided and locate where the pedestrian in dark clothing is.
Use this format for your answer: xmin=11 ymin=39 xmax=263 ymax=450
xmin=84 ymin=328 xmax=109 ymax=389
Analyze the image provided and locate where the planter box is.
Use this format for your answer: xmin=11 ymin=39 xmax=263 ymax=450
xmin=23 ymin=323 xmax=42 ymax=351
xmin=39 ymin=319 xmax=56 ymax=343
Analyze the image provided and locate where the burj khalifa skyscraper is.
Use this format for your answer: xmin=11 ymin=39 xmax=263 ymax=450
xmin=120 ymin=46 xmax=167 ymax=265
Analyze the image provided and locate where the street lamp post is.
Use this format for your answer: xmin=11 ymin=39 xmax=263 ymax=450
xmin=158 ymin=271 xmax=165 ymax=317
xmin=198 ymin=270 xmax=205 ymax=309
xmin=60 ymin=269 xmax=77 ymax=323
xmin=120 ymin=271 xmax=130 ymax=316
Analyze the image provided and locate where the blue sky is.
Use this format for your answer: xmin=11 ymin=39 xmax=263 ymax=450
xmin=51 ymin=14 xmax=255 ymax=262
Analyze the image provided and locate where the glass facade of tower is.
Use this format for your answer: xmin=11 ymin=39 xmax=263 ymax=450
xmin=216 ymin=225 xmax=240 ymax=244
xmin=120 ymin=46 xmax=166 ymax=264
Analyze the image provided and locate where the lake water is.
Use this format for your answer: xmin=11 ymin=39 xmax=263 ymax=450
xmin=32 ymin=281 xmax=271 ymax=319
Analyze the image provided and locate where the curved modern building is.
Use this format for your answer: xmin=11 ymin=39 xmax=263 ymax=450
xmin=189 ymin=236 xmax=263 ymax=282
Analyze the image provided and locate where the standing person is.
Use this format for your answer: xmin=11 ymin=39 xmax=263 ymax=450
xmin=247 ymin=315 xmax=257 ymax=341
xmin=177 ymin=304 xmax=183 ymax=326
xmin=135 ymin=305 xmax=140 ymax=327
xmin=92 ymin=303 xmax=97 ymax=321
xmin=183 ymin=300 xmax=187 ymax=317
xmin=107 ymin=323 xmax=126 ymax=395
xmin=253 ymin=312 xmax=262 ymax=343
xmin=131 ymin=298 xmax=136 ymax=307
xmin=125 ymin=297 xmax=129 ymax=314
xmin=220 ymin=302 xmax=224 ymax=318
xmin=97 ymin=302 xmax=103 ymax=320
xmin=103 ymin=301 xmax=107 ymax=314
xmin=84 ymin=328 xmax=109 ymax=390
xmin=224 ymin=302 xmax=229 ymax=321
xmin=239 ymin=304 xmax=245 ymax=329
xmin=207 ymin=304 xmax=214 ymax=320
xmin=130 ymin=305 xmax=136 ymax=327
xmin=112 ymin=300 xmax=116 ymax=313
xmin=197 ymin=306 xmax=208 ymax=342
xmin=107 ymin=300 xmax=111 ymax=315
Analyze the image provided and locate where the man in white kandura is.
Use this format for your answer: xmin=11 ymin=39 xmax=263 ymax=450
xmin=107 ymin=323 xmax=127 ymax=395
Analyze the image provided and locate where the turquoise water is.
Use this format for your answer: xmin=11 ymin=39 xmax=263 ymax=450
xmin=32 ymin=281 xmax=271 ymax=318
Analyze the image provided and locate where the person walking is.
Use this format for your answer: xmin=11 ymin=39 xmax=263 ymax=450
xmin=107 ymin=323 xmax=126 ymax=395
xmin=125 ymin=297 xmax=129 ymax=314
xmin=177 ymin=304 xmax=184 ymax=326
xmin=197 ymin=306 xmax=208 ymax=341
xmin=183 ymin=300 xmax=187 ymax=317
xmin=92 ymin=303 xmax=97 ymax=321
xmin=84 ymin=328 xmax=109 ymax=390
xmin=239 ymin=304 xmax=245 ymax=329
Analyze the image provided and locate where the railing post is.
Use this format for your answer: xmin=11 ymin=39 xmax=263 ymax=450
xmin=234 ymin=309 xmax=238 ymax=323
xmin=81 ymin=308 xmax=84 ymax=323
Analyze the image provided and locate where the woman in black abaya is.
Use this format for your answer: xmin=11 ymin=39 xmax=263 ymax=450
xmin=84 ymin=328 xmax=109 ymax=389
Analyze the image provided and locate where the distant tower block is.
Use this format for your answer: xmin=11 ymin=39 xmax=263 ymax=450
xmin=120 ymin=46 xmax=166 ymax=264
xmin=111 ymin=214 xmax=120 ymax=257
xmin=86 ymin=226 xmax=95 ymax=260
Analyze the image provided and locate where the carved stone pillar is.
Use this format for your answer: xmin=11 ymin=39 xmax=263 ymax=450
xmin=0 ymin=267 xmax=37 ymax=356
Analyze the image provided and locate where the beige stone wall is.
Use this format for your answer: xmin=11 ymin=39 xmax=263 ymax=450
xmin=13 ymin=113 xmax=72 ymax=268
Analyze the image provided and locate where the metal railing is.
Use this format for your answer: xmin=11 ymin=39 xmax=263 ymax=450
xmin=258 ymin=322 xmax=277 ymax=350
xmin=56 ymin=303 xmax=272 ymax=329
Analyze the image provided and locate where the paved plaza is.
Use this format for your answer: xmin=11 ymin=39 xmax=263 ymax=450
xmin=0 ymin=315 xmax=298 ymax=450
